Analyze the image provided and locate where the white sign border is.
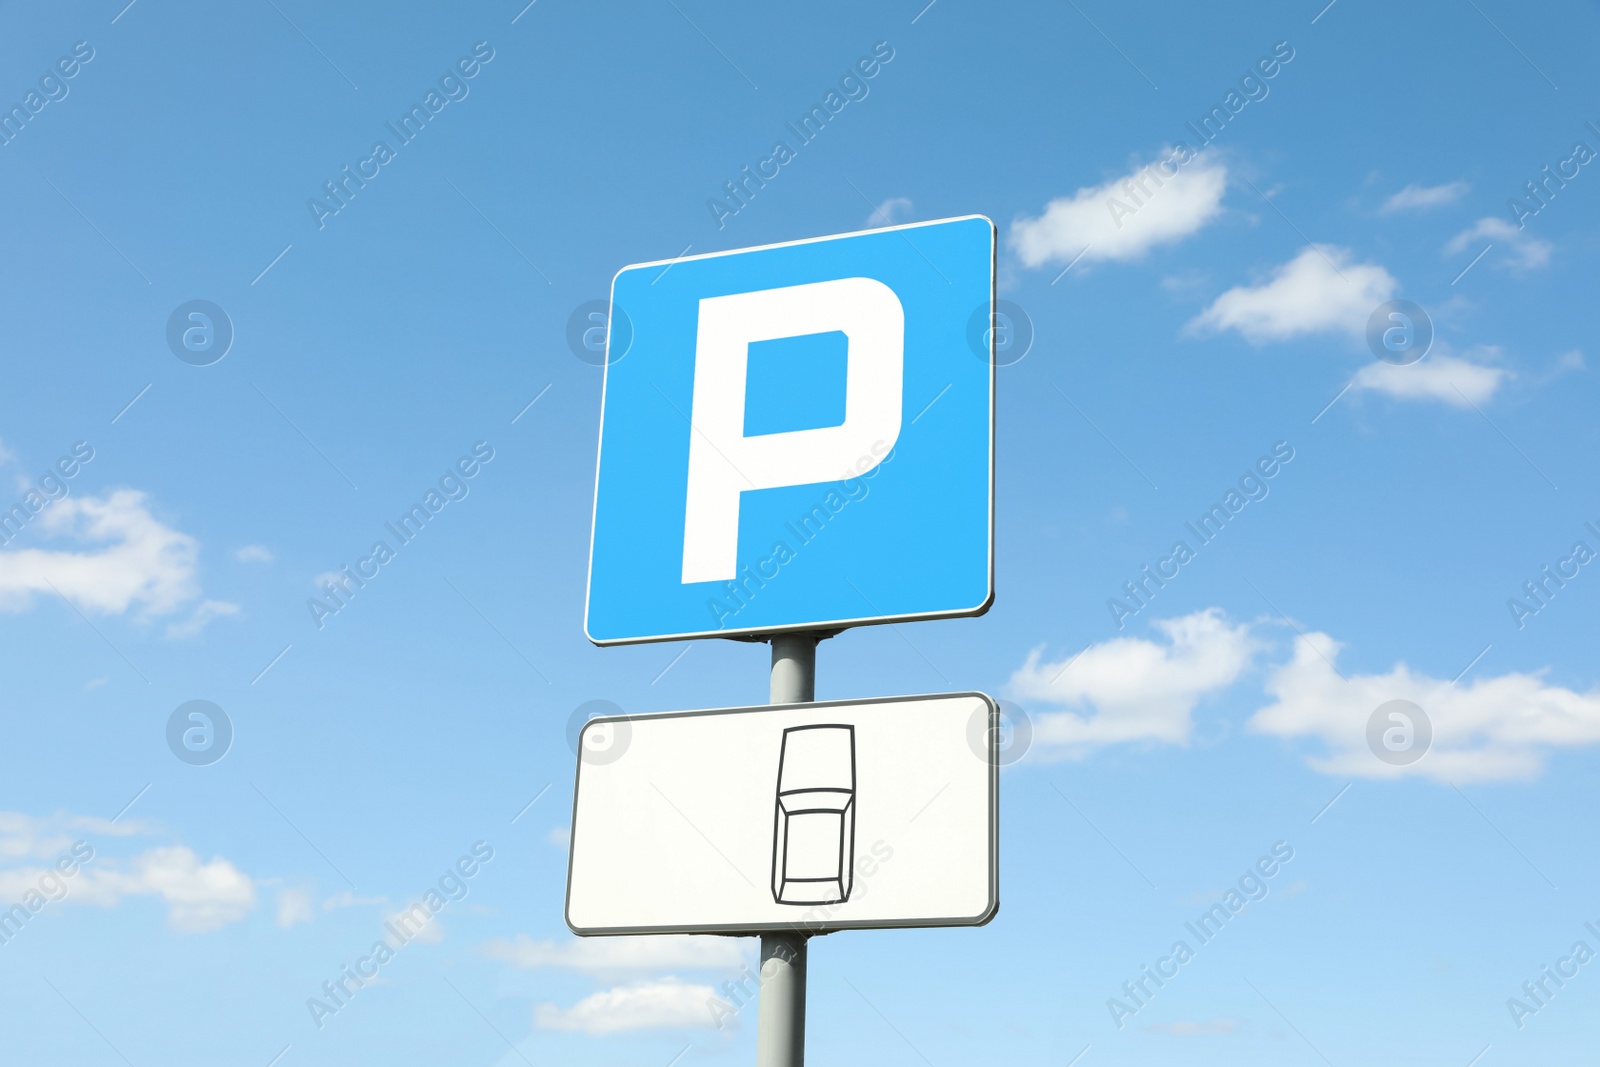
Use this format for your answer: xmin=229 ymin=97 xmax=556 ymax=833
xmin=583 ymin=215 xmax=998 ymax=647
xmin=564 ymin=691 xmax=1001 ymax=937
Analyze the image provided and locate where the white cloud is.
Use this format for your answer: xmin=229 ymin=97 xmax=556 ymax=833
xmin=483 ymin=934 xmax=749 ymax=978
xmin=535 ymin=979 xmax=722 ymax=1034
xmin=95 ymin=847 xmax=256 ymax=931
xmin=0 ymin=816 xmax=255 ymax=932
xmin=68 ymin=814 xmax=152 ymax=837
xmin=547 ymin=826 xmax=569 ymax=848
xmin=46 ymin=847 xmax=255 ymax=931
xmin=1381 ymin=181 xmax=1469 ymax=213
xmin=865 ymin=197 xmax=913 ymax=228
xmin=1189 ymin=246 xmax=1396 ymax=342
xmin=276 ymin=888 xmax=313 ymax=928
xmin=1011 ymin=153 xmax=1228 ymax=268
xmin=1352 ymin=345 xmax=1507 ymax=406
xmin=1249 ymin=631 xmax=1600 ymax=782
xmin=1446 ymin=217 xmax=1552 ymax=270
xmin=0 ymin=814 xmax=79 ymax=861
xmin=0 ymin=490 xmax=227 ymax=620
xmin=1007 ymin=610 xmax=1257 ymax=752
xmin=235 ymin=544 xmax=274 ymax=564
xmin=166 ymin=599 xmax=241 ymax=639
xmin=0 ymin=812 xmax=147 ymax=861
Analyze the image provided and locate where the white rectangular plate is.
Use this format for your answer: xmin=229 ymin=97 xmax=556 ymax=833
xmin=566 ymin=692 xmax=999 ymax=935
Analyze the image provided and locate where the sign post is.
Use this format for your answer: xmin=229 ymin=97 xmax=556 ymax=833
xmin=759 ymin=633 xmax=817 ymax=1067
xmin=575 ymin=215 xmax=1000 ymax=1064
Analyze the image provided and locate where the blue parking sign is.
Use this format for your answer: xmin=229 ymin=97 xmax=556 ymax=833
xmin=585 ymin=215 xmax=995 ymax=645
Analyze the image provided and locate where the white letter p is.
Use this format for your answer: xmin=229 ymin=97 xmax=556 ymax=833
xmin=681 ymin=277 xmax=903 ymax=584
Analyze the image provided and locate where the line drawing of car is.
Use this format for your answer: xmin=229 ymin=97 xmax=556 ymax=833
xmin=772 ymin=724 xmax=856 ymax=906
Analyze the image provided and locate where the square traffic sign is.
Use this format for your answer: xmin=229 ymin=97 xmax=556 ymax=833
xmin=585 ymin=215 xmax=995 ymax=645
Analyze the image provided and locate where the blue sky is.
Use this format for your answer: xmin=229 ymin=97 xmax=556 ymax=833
xmin=2 ymin=0 xmax=1599 ymax=1064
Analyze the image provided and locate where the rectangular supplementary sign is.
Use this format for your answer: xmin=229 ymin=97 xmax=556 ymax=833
xmin=565 ymin=692 xmax=999 ymax=935
xmin=584 ymin=215 xmax=996 ymax=645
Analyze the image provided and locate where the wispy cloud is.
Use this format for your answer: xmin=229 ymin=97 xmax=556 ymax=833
xmin=385 ymin=902 xmax=443 ymax=943
xmin=483 ymin=933 xmax=749 ymax=978
xmin=0 ymin=812 xmax=257 ymax=933
xmin=1011 ymin=153 xmax=1227 ymax=268
xmin=0 ymin=844 xmax=256 ymax=932
xmin=166 ymin=599 xmax=241 ymax=639
xmin=864 ymin=196 xmax=913 ymax=228
xmin=322 ymin=890 xmax=388 ymax=912
xmin=1381 ymin=181 xmax=1469 ymax=213
xmin=1145 ymin=1018 xmax=1237 ymax=1035
xmin=1447 ymin=217 xmax=1552 ymax=270
xmin=534 ymin=979 xmax=723 ymax=1033
xmin=275 ymin=887 xmax=314 ymax=928
xmin=0 ymin=812 xmax=151 ymax=859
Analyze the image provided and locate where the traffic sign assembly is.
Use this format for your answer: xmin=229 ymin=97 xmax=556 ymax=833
xmin=585 ymin=215 xmax=996 ymax=645
xmin=575 ymin=216 xmax=1001 ymax=1066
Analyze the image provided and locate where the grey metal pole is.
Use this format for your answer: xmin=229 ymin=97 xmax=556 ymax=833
xmin=758 ymin=632 xmax=816 ymax=1067
xmin=769 ymin=632 xmax=816 ymax=704
xmin=756 ymin=930 xmax=807 ymax=1066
